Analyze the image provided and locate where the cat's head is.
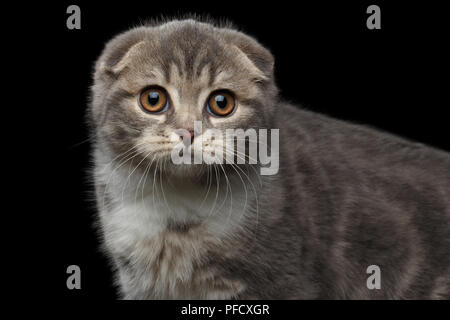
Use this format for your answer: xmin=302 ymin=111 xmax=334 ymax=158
xmin=90 ymin=19 xmax=277 ymax=177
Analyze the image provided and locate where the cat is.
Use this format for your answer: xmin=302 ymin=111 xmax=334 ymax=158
xmin=88 ymin=18 xmax=450 ymax=299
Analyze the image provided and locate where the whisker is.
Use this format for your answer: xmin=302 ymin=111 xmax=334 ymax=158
xmin=102 ymin=144 xmax=147 ymax=210
xmin=67 ymin=136 xmax=93 ymax=149
xmin=222 ymin=164 xmax=234 ymax=226
xmin=159 ymin=158 xmax=173 ymax=215
xmin=140 ymin=153 xmax=157 ymax=207
xmin=220 ymin=149 xmax=260 ymax=241
xmin=204 ymin=164 xmax=220 ymax=221
xmin=121 ymin=149 xmax=153 ymax=203
xmin=229 ymin=163 xmax=248 ymax=223
xmin=199 ymin=164 xmax=213 ymax=210
xmin=134 ymin=152 xmax=155 ymax=206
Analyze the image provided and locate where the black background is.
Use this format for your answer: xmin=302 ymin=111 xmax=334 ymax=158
xmin=15 ymin=1 xmax=449 ymax=302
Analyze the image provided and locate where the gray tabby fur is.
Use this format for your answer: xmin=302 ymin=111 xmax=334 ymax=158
xmin=88 ymin=18 xmax=450 ymax=299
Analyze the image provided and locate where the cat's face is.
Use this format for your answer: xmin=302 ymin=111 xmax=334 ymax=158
xmin=90 ymin=20 xmax=277 ymax=177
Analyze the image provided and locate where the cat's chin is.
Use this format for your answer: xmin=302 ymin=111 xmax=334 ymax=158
xmin=163 ymin=162 xmax=209 ymax=179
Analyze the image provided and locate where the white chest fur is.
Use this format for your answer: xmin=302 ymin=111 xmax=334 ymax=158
xmin=96 ymin=159 xmax=254 ymax=299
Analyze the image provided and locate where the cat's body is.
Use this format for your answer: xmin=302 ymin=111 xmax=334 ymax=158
xmin=89 ymin=19 xmax=450 ymax=299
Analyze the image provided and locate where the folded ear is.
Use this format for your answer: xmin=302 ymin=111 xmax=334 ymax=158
xmin=96 ymin=28 xmax=147 ymax=75
xmin=103 ymin=41 xmax=146 ymax=74
xmin=224 ymin=31 xmax=275 ymax=81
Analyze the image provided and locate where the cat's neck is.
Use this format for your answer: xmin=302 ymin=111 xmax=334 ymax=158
xmin=96 ymin=150 xmax=259 ymax=233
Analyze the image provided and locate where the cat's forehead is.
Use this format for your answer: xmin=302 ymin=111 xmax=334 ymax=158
xmin=141 ymin=25 xmax=236 ymax=84
xmin=115 ymin=38 xmax=250 ymax=98
xmin=97 ymin=20 xmax=273 ymax=99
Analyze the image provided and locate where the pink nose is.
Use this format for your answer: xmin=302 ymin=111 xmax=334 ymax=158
xmin=175 ymin=129 xmax=195 ymax=145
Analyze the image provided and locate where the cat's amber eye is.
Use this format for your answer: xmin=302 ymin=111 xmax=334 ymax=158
xmin=139 ymin=87 xmax=169 ymax=113
xmin=206 ymin=90 xmax=236 ymax=117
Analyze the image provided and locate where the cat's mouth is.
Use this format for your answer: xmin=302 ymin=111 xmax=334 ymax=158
xmin=137 ymin=149 xmax=209 ymax=178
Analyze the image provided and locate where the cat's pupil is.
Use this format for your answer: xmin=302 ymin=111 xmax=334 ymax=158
xmin=215 ymin=95 xmax=227 ymax=109
xmin=148 ymin=92 xmax=160 ymax=106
